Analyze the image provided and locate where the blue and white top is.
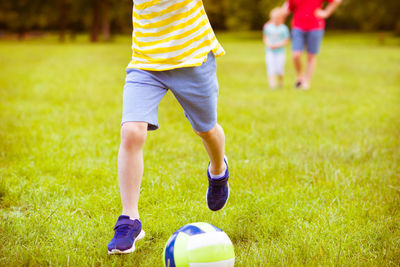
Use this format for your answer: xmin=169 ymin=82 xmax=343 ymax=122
xmin=263 ymin=23 xmax=290 ymax=54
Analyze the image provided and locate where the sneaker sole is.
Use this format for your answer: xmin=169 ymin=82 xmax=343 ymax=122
xmin=108 ymin=230 xmax=145 ymax=255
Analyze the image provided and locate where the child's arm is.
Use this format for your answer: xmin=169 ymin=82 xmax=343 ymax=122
xmin=266 ymin=25 xmax=290 ymax=50
xmin=315 ymin=0 xmax=342 ymax=19
xmin=268 ymin=38 xmax=289 ymax=49
xmin=263 ymin=23 xmax=269 ymax=47
xmin=264 ymin=34 xmax=282 ymax=49
xmin=263 ymin=34 xmax=269 ymax=47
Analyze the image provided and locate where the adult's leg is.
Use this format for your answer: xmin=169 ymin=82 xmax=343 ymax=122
xmin=303 ymin=29 xmax=324 ymax=89
xmin=291 ymin=28 xmax=306 ymax=86
xmin=118 ymin=122 xmax=148 ymax=219
xmin=293 ymin=51 xmax=303 ymax=84
xmin=195 ymin=124 xmax=226 ymax=175
xmin=302 ymin=53 xmax=317 ymax=89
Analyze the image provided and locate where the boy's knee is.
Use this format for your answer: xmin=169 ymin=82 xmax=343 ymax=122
xmin=120 ymin=122 xmax=148 ymax=148
xmin=195 ymin=129 xmax=212 ymax=139
xmin=194 ymin=124 xmax=220 ymax=139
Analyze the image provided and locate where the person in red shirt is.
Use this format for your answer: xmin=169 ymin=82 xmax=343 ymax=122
xmin=283 ymin=0 xmax=341 ymax=89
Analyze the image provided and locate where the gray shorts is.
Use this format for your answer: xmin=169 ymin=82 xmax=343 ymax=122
xmin=122 ymin=52 xmax=219 ymax=132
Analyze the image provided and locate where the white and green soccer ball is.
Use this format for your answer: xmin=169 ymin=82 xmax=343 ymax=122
xmin=163 ymin=222 xmax=235 ymax=267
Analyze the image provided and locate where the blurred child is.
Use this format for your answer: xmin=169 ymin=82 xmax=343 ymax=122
xmin=263 ymin=8 xmax=290 ymax=89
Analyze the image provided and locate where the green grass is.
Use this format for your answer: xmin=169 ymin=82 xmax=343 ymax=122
xmin=1 ymin=32 xmax=399 ymax=266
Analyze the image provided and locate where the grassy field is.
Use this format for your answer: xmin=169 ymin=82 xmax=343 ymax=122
xmin=1 ymin=32 xmax=399 ymax=266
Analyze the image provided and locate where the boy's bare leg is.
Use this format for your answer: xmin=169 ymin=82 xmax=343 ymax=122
xmin=195 ymin=124 xmax=225 ymax=175
xmin=268 ymin=75 xmax=277 ymax=89
xmin=118 ymin=122 xmax=148 ymax=219
xmin=293 ymin=51 xmax=303 ymax=84
xmin=302 ymin=53 xmax=317 ymax=89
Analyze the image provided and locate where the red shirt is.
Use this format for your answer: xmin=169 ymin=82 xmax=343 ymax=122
xmin=288 ymin=0 xmax=334 ymax=30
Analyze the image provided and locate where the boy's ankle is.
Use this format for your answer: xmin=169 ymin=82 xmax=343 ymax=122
xmin=209 ymin=167 xmax=226 ymax=179
xmin=209 ymin=157 xmax=228 ymax=177
xmin=209 ymin=162 xmax=226 ymax=175
xmin=122 ymin=211 xmax=140 ymax=221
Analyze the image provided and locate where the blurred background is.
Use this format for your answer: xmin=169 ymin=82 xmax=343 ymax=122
xmin=0 ymin=0 xmax=399 ymax=42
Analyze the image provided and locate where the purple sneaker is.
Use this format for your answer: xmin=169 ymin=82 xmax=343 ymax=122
xmin=107 ymin=215 xmax=145 ymax=254
xmin=206 ymin=158 xmax=229 ymax=211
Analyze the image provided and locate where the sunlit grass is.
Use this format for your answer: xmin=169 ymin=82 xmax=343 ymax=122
xmin=0 ymin=32 xmax=399 ymax=266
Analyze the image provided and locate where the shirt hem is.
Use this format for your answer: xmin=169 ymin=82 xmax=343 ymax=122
xmin=292 ymin=26 xmax=325 ymax=31
xmin=127 ymin=49 xmax=225 ymax=71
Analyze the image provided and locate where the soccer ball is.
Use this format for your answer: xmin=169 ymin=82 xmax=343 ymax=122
xmin=163 ymin=222 xmax=235 ymax=267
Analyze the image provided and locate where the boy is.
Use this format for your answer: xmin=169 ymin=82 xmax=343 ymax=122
xmin=107 ymin=0 xmax=230 ymax=254
xmin=263 ymin=8 xmax=290 ymax=89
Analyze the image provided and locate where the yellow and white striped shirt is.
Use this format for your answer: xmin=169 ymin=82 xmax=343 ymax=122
xmin=127 ymin=0 xmax=225 ymax=71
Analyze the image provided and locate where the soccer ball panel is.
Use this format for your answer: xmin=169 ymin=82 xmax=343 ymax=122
xmin=163 ymin=223 xmax=235 ymax=267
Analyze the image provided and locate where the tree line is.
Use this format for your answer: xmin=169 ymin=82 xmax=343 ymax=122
xmin=0 ymin=0 xmax=399 ymax=41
